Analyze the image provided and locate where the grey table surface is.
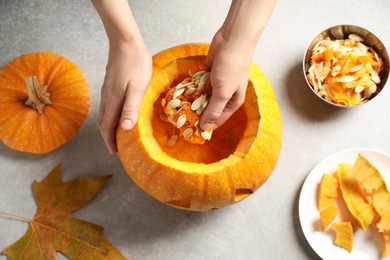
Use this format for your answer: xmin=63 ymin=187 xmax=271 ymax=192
xmin=1 ymin=0 xmax=390 ymax=259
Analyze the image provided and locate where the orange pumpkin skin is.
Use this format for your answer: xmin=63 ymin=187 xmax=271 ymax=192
xmin=117 ymin=43 xmax=282 ymax=211
xmin=0 ymin=52 xmax=90 ymax=154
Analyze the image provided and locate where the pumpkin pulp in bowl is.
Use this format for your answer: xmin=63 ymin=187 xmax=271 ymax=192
xmin=116 ymin=43 xmax=282 ymax=211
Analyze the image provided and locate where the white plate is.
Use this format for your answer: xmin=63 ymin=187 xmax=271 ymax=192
xmin=299 ymin=148 xmax=390 ymax=260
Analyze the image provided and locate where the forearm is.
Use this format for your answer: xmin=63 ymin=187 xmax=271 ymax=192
xmin=91 ymin=0 xmax=144 ymax=45
xmin=220 ymin=0 xmax=276 ymax=49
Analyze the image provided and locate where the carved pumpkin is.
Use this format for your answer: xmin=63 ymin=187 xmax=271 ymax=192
xmin=0 ymin=52 xmax=90 ymax=154
xmin=117 ymin=43 xmax=282 ymax=211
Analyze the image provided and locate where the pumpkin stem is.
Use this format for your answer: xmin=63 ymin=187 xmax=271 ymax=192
xmin=25 ymin=76 xmax=52 ymax=114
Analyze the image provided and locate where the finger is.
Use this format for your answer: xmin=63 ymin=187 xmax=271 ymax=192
xmin=199 ymin=90 xmax=232 ymax=131
xmin=97 ymin=96 xmax=122 ymax=154
xmin=120 ymin=82 xmax=148 ymax=130
xmin=200 ymin=87 xmax=246 ymax=131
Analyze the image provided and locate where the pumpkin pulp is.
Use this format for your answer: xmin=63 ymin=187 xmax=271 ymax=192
xmin=150 ymin=55 xmax=250 ymax=164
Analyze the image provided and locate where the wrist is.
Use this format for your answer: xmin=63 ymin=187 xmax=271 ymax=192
xmin=220 ymin=0 xmax=276 ymax=49
xmin=92 ymin=0 xmax=145 ymax=45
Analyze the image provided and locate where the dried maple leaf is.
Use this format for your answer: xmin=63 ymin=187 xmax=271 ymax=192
xmin=1 ymin=163 xmax=126 ymax=259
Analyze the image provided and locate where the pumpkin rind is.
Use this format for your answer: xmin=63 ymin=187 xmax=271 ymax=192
xmin=0 ymin=52 xmax=90 ymax=154
xmin=117 ymin=43 xmax=282 ymax=211
xmin=337 ymin=163 xmax=375 ymax=230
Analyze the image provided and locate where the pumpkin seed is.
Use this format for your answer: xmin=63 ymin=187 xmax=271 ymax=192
xmin=364 ymin=88 xmax=373 ymax=98
xmin=338 ymin=76 xmax=355 ymax=83
xmin=348 ymin=33 xmax=364 ymax=42
xmin=193 ymin=70 xmax=206 ymax=79
xmin=175 ymin=105 xmax=185 ymax=115
xmin=194 ymin=78 xmax=200 ymax=86
xmin=374 ymin=52 xmax=380 ymax=62
xmin=177 ymin=101 xmax=188 ymax=108
xmin=201 ymin=130 xmax=211 ymax=140
xmin=370 ymin=71 xmax=381 ymax=84
xmin=202 ymin=100 xmax=209 ymax=110
xmin=185 ymin=87 xmax=196 ymax=96
xmin=176 ymin=114 xmax=186 ymax=129
xmin=173 ymin=88 xmax=185 ymax=99
xmin=182 ymin=82 xmax=195 ymax=88
xmin=350 ymin=64 xmax=364 ymax=73
xmin=340 ymin=60 xmax=350 ymax=73
xmin=197 ymin=72 xmax=210 ymax=92
xmin=191 ymin=95 xmax=203 ymax=111
xmin=183 ymin=128 xmax=193 ymax=138
xmin=355 ymin=86 xmax=365 ymax=93
xmin=369 ymin=84 xmax=377 ymax=93
xmin=331 ymin=65 xmax=341 ymax=77
xmin=196 ymin=106 xmax=203 ymax=115
xmin=175 ymin=83 xmax=185 ymax=90
xmin=196 ymin=84 xmax=204 ymax=93
xmin=167 ymin=99 xmax=181 ymax=109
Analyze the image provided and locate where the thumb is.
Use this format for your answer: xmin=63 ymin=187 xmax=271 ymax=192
xmin=120 ymin=84 xmax=148 ymax=130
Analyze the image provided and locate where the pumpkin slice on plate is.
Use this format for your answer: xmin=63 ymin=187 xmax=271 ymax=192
xmin=351 ymin=154 xmax=390 ymax=232
xmin=0 ymin=52 xmax=90 ymax=154
xmin=337 ymin=163 xmax=375 ymax=230
xmin=317 ymin=173 xmax=339 ymax=229
xmin=116 ymin=43 xmax=283 ymax=211
xmin=319 ymin=203 xmax=339 ymax=230
xmin=331 ymin=221 xmax=353 ymax=253
xmin=318 ymin=173 xmax=339 ymax=211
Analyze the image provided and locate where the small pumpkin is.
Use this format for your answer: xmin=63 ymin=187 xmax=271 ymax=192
xmin=116 ymin=43 xmax=282 ymax=211
xmin=0 ymin=52 xmax=90 ymax=154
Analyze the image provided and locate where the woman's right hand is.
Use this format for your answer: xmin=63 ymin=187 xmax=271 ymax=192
xmin=97 ymin=40 xmax=152 ymax=154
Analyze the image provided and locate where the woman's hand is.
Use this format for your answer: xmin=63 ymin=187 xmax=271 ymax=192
xmin=200 ymin=0 xmax=277 ymax=132
xmin=92 ymin=0 xmax=152 ymax=154
xmin=201 ymin=30 xmax=253 ymax=132
xmin=97 ymin=41 xmax=152 ymax=154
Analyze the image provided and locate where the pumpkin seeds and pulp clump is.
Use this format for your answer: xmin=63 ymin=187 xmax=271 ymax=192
xmin=307 ymin=34 xmax=384 ymax=106
xmin=161 ymin=70 xmax=213 ymax=146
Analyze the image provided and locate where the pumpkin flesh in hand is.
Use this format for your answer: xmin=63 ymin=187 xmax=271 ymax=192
xmin=116 ymin=43 xmax=282 ymax=211
xmin=0 ymin=52 xmax=90 ymax=154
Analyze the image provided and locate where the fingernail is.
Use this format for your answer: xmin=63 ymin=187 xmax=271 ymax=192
xmin=121 ymin=119 xmax=132 ymax=130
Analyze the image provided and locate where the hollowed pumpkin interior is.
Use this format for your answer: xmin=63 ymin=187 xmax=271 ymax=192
xmin=151 ymin=56 xmax=254 ymax=164
xmin=117 ymin=44 xmax=281 ymax=211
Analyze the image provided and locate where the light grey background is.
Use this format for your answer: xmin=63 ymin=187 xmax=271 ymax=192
xmin=1 ymin=0 xmax=390 ymax=259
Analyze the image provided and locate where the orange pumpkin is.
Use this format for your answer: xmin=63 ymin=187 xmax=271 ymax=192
xmin=0 ymin=52 xmax=90 ymax=154
xmin=116 ymin=43 xmax=282 ymax=211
